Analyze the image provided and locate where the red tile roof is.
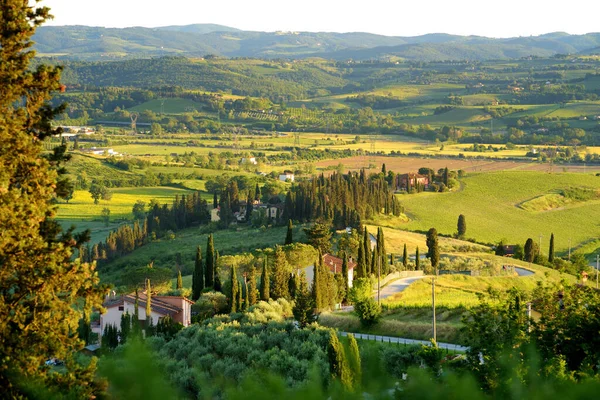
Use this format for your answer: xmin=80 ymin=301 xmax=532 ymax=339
xmin=323 ymin=253 xmax=356 ymax=273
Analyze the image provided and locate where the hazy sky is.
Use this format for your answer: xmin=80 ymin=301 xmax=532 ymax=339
xmin=40 ymin=0 xmax=598 ymax=38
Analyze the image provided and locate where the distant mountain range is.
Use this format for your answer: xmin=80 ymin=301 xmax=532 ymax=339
xmin=33 ymin=24 xmax=600 ymax=61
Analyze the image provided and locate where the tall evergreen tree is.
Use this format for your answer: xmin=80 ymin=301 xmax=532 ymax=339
xmin=426 ymin=228 xmax=439 ymax=272
xmin=415 ymin=247 xmax=420 ymax=270
xmin=245 ymin=190 xmax=253 ymax=222
xmin=327 ymin=331 xmax=352 ymax=390
xmin=272 ymin=246 xmax=290 ymax=300
xmin=205 ymin=234 xmax=215 ymax=288
xmin=524 ymin=238 xmax=536 ymax=263
xmin=293 ymin=272 xmax=315 ymax=327
xmin=248 ymin=266 xmax=258 ymax=306
xmin=0 ymin=2 xmax=105 ymax=393
xmin=363 ymin=228 xmax=371 ymax=275
xmin=377 ymin=227 xmax=387 ymax=275
xmin=213 ymin=191 xmax=218 ymax=209
xmin=403 ymin=243 xmax=408 ymax=269
xmin=192 ymin=245 xmax=204 ymax=301
xmin=229 ymin=265 xmax=238 ymax=313
xmin=254 ymin=183 xmax=261 ymax=202
xmin=304 ymin=220 xmax=332 ymax=253
xmin=548 ymin=233 xmax=555 ymax=262
xmin=347 ymin=333 xmax=362 ymax=389
xmin=260 ymin=257 xmax=270 ymax=301
xmin=457 ymin=214 xmax=467 ymax=238
xmin=285 ymin=219 xmax=294 ymax=245
xmin=176 ymin=269 xmax=183 ymax=290
xmin=312 ymin=257 xmax=322 ymax=311
xmin=341 ymin=252 xmax=350 ymax=303
xmin=119 ymin=312 xmax=131 ymax=345
xmin=356 ymin=239 xmax=366 ymax=279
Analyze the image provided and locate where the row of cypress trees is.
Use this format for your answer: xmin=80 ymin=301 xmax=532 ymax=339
xmin=192 ymin=234 xmax=221 ymax=300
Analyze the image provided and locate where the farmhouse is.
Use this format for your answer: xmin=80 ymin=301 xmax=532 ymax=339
xmin=93 ymin=292 xmax=193 ymax=338
xmin=279 ymin=170 xmax=295 ymax=182
xmin=304 ymin=253 xmax=356 ymax=289
xmin=241 ymin=157 xmax=258 ymax=165
xmin=396 ymin=173 xmax=429 ymax=190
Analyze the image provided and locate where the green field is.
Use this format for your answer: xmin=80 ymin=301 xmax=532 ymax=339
xmin=56 ymin=187 xmax=194 ymax=221
xmin=380 ymin=171 xmax=600 ymax=255
xmin=128 ymin=98 xmax=206 ymax=114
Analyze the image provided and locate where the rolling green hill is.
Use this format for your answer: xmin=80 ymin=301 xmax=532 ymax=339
xmin=34 ymin=25 xmax=600 ymax=61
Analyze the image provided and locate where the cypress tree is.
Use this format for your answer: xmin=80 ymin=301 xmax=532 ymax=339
xmin=347 ymin=333 xmax=361 ymax=389
xmin=381 ymin=163 xmax=386 ymax=175
xmin=119 ymin=312 xmax=131 ymax=345
xmin=426 ymin=228 xmax=440 ymax=272
xmin=341 ymin=252 xmax=349 ymax=303
xmin=192 ymin=245 xmax=203 ymax=301
xmin=260 ymin=257 xmax=270 ymax=301
xmin=327 ymin=331 xmax=352 ymax=390
xmin=245 ymin=191 xmax=253 ymax=222
xmin=403 ymin=244 xmax=408 ymax=269
xmin=363 ymin=228 xmax=371 ymax=275
xmin=548 ymin=233 xmax=555 ymax=262
xmin=293 ymin=272 xmax=315 ymax=327
xmin=254 ymin=183 xmax=261 ymax=202
xmin=312 ymin=257 xmax=322 ymax=311
xmin=285 ymin=219 xmax=293 ymax=245
xmin=288 ymin=273 xmax=297 ymax=299
xmin=132 ymin=289 xmax=141 ymax=338
xmin=444 ymin=167 xmax=449 ymax=186
xmin=457 ymin=214 xmax=467 ymax=238
xmin=176 ymin=269 xmax=183 ymax=290
xmin=214 ymin=250 xmax=222 ymax=292
xmin=370 ymin=250 xmax=376 ymax=277
xmin=229 ymin=265 xmax=238 ymax=313
xmin=415 ymin=247 xmax=420 ymax=270
xmin=356 ymin=239 xmax=366 ymax=279
xmin=205 ymin=234 xmax=215 ymax=288
xmin=272 ymin=246 xmax=290 ymax=300
xmin=524 ymin=238 xmax=535 ymax=263
xmin=248 ymin=266 xmax=258 ymax=306
xmin=213 ymin=191 xmax=218 ymax=209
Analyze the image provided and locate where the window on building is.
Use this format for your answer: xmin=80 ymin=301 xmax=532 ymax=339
xmin=118 ymin=306 xmax=124 ymax=311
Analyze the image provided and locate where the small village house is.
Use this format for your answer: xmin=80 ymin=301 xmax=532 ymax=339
xmin=303 ymin=253 xmax=356 ymax=289
xmin=93 ymin=292 xmax=193 ymax=338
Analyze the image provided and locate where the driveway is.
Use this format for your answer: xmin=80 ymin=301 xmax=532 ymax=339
xmin=378 ymin=275 xmax=428 ymax=300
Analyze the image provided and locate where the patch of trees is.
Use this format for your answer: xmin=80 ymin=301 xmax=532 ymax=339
xmin=346 ymin=94 xmax=405 ymax=109
xmin=283 ymin=171 xmax=403 ymax=230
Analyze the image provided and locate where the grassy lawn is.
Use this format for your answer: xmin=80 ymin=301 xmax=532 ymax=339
xmin=388 ymin=171 xmax=600 ymax=255
xmin=56 ymin=187 xmax=194 ymax=220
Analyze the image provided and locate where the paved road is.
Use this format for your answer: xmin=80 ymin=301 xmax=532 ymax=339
xmin=339 ymin=331 xmax=468 ymax=352
xmin=379 ymin=276 xmax=428 ymax=300
xmin=514 ymin=267 xmax=534 ymax=276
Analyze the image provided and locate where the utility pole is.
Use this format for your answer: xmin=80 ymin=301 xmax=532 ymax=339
xmin=568 ymin=238 xmax=571 ymax=261
xmin=432 ymin=277 xmax=437 ymax=343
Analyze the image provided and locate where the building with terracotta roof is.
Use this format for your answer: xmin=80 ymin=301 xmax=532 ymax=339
xmin=304 ymin=253 xmax=356 ymax=289
xmin=93 ymin=292 xmax=193 ymax=337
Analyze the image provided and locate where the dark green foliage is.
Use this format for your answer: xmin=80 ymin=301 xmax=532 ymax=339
xmin=285 ymin=219 xmax=293 ymax=245
xmin=415 ymin=247 xmax=420 ymax=270
xmin=376 ymin=227 xmax=387 ymax=275
xmin=102 ymin=324 xmax=119 ymax=351
xmin=355 ymin=298 xmax=382 ymax=328
xmin=260 ymin=257 xmax=270 ymax=301
xmin=272 ymin=246 xmax=290 ymax=300
xmin=403 ymin=243 xmax=408 ymax=269
xmin=524 ymin=238 xmax=537 ymax=263
xmin=205 ymin=234 xmax=215 ymax=288
xmin=356 ymin=237 xmax=367 ymax=279
xmin=341 ymin=252 xmax=349 ymax=303
xmin=304 ymin=220 xmax=332 ymax=254
xmin=192 ymin=245 xmax=203 ymax=301
xmin=548 ymin=233 xmax=555 ymax=262
xmin=495 ymin=240 xmax=506 ymax=256
xmin=293 ymin=272 xmax=315 ymax=327
xmin=153 ymin=316 xmax=183 ymax=341
xmin=457 ymin=214 xmax=467 ymax=238
xmin=120 ymin=312 xmax=132 ymax=344
xmin=363 ymin=229 xmax=371 ymax=276
xmin=245 ymin=191 xmax=253 ymax=222
xmin=312 ymin=257 xmax=323 ymax=310
xmin=426 ymin=228 xmax=440 ymax=271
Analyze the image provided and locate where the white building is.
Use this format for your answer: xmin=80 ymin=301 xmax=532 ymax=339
xmin=93 ymin=292 xmax=193 ymax=338
xmin=303 ymin=253 xmax=355 ymax=288
xmin=279 ymin=170 xmax=295 ymax=182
